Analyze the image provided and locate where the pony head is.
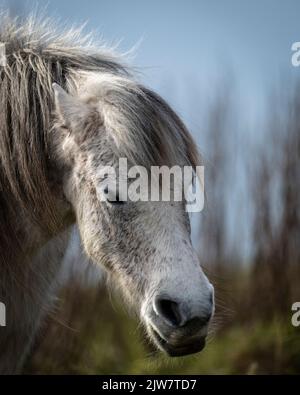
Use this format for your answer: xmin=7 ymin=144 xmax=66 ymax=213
xmin=53 ymin=73 xmax=214 ymax=357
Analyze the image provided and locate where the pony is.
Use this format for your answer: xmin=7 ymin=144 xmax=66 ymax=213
xmin=0 ymin=14 xmax=214 ymax=374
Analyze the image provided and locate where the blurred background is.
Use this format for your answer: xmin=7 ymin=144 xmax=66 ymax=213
xmin=2 ymin=0 xmax=300 ymax=374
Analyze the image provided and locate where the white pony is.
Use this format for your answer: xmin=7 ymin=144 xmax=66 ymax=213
xmin=0 ymin=15 xmax=214 ymax=373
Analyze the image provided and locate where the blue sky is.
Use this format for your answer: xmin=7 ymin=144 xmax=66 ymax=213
xmin=5 ymin=0 xmax=300 ymax=114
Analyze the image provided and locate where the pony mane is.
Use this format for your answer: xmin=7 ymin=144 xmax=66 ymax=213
xmin=0 ymin=13 xmax=201 ymax=261
xmin=0 ymin=13 xmax=128 ymax=239
xmin=77 ymin=72 xmax=201 ymax=169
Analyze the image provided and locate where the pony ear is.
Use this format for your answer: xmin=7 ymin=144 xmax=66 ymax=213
xmin=52 ymin=83 xmax=90 ymax=129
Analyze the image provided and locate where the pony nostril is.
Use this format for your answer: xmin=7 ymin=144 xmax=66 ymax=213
xmin=154 ymin=295 xmax=213 ymax=331
xmin=155 ymin=298 xmax=183 ymax=327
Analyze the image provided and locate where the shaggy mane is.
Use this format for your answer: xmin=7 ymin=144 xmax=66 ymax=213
xmin=76 ymin=71 xmax=201 ymax=169
xmin=0 ymin=14 xmax=128 ymax=241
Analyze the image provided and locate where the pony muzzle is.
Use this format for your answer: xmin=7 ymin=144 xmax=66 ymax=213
xmin=143 ymin=291 xmax=214 ymax=357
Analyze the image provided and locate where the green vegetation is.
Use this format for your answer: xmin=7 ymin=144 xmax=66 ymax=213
xmin=24 ymin=284 xmax=300 ymax=375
